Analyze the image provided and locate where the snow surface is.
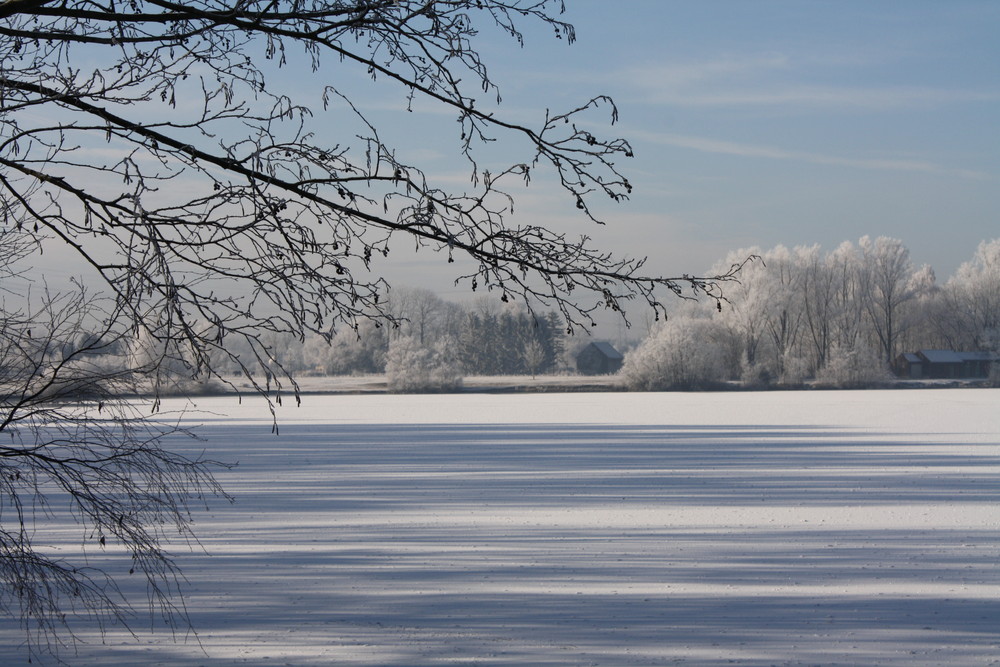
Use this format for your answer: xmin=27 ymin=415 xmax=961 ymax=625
xmin=4 ymin=389 xmax=1000 ymax=665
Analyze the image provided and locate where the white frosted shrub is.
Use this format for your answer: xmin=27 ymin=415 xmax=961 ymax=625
xmin=815 ymin=343 xmax=890 ymax=388
xmin=621 ymin=314 xmax=729 ymax=390
xmin=740 ymin=353 xmax=776 ymax=387
xmin=779 ymin=353 xmax=812 ymax=385
xmin=385 ymin=335 xmax=463 ymax=393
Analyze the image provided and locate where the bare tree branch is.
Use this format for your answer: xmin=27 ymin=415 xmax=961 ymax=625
xmin=0 ymin=1 xmax=745 ymax=658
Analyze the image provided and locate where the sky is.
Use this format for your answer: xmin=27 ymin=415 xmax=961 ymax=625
xmin=356 ymin=0 xmax=1000 ymax=307
xmin=509 ymin=1 xmax=999 ymax=278
xmin=17 ymin=0 xmax=1000 ymax=328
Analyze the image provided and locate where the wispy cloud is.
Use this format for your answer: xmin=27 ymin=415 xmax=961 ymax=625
xmin=643 ymin=85 xmax=1000 ymax=110
xmin=612 ymin=55 xmax=999 ymax=111
xmin=619 ymin=55 xmax=792 ymax=89
xmin=635 ymin=130 xmax=994 ymax=181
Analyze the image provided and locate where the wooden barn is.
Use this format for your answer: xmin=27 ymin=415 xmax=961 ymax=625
xmin=894 ymin=352 xmax=924 ymax=379
xmin=576 ymin=341 xmax=624 ymax=376
xmin=895 ymin=350 xmax=997 ymax=380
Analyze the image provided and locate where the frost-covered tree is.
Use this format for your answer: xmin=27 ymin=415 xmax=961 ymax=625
xmin=711 ymin=248 xmax=769 ymax=372
xmin=711 ymin=245 xmax=807 ymax=383
xmin=859 ymin=236 xmax=921 ymax=365
xmin=522 ymin=338 xmax=547 ymax=377
xmin=942 ymin=239 xmax=1000 ymax=350
xmin=630 ymin=236 xmax=948 ymax=387
xmin=898 ymin=263 xmax=938 ymax=354
xmin=826 ymin=240 xmax=868 ymax=357
xmin=387 ymin=287 xmax=446 ymax=345
xmin=761 ymin=246 xmax=806 ymax=378
xmin=800 ymin=244 xmax=837 ymax=371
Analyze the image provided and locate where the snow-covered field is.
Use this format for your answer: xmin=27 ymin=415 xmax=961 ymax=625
xmin=4 ymin=389 xmax=1000 ymax=666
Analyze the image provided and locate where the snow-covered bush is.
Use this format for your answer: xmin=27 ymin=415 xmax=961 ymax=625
xmin=129 ymin=325 xmax=225 ymax=395
xmin=778 ymin=353 xmax=813 ymax=386
xmin=620 ymin=312 xmax=729 ymax=391
xmin=740 ymin=352 xmax=776 ymax=387
xmin=384 ymin=335 xmax=463 ymax=393
xmin=303 ymin=321 xmax=388 ymax=375
xmin=814 ymin=343 xmax=891 ymax=388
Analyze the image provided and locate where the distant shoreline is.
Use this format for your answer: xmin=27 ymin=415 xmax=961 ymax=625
xmin=212 ymin=374 xmax=993 ymax=397
xmin=233 ymin=374 xmax=626 ymax=396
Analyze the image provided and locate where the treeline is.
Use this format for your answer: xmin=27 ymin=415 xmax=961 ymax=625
xmin=45 ymin=237 xmax=1000 ymax=393
xmin=36 ymin=286 xmax=572 ymax=394
xmin=622 ymin=236 xmax=1000 ymax=390
xmin=220 ymin=288 xmax=570 ymax=384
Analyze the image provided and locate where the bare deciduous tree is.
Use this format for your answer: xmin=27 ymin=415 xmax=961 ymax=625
xmin=1 ymin=227 xmax=228 ymax=659
xmin=1 ymin=1 xmax=742 ymax=658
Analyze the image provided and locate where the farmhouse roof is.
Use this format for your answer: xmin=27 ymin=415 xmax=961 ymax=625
xmin=589 ymin=341 xmax=624 ymax=360
xmin=919 ymin=350 xmax=965 ymax=363
xmin=958 ymin=351 xmax=999 ymax=361
xmin=919 ymin=350 xmax=998 ymax=363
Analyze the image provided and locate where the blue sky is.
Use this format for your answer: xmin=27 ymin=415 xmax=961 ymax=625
xmin=25 ymin=1 xmax=1000 ymax=320
xmin=387 ymin=0 xmax=999 ymax=301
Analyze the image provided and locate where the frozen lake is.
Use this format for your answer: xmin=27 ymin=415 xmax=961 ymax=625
xmin=4 ymin=389 xmax=1000 ymax=665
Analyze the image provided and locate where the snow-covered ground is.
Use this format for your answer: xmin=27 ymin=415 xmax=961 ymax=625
xmin=4 ymin=389 xmax=1000 ymax=665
